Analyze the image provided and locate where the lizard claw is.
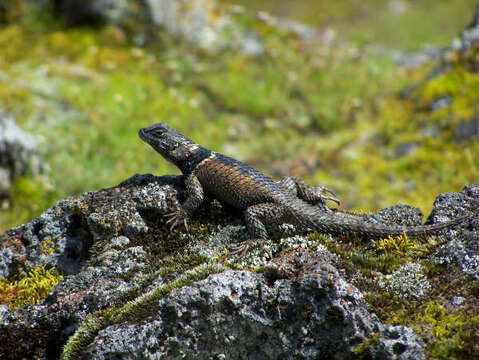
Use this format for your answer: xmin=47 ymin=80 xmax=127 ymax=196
xmin=230 ymin=238 xmax=265 ymax=256
xmin=165 ymin=207 xmax=189 ymax=232
xmin=315 ymin=186 xmax=341 ymax=206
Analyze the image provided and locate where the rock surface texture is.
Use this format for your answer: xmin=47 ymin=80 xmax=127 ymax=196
xmin=1 ymin=173 xmax=478 ymax=359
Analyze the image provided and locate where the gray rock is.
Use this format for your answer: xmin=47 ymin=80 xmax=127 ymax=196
xmin=365 ymin=204 xmax=425 ymax=227
xmin=371 ymin=325 xmax=425 ymax=360
xmin=54 ymin=0 xmax=265 ymax=54
xmin=429 ymin=185 xmax=479 ymax=275
xmin=0 ymin=111 xmax=43 ymax=197
xmin=390 ymin=142 xmax=419 ymax=159
xmin=430 ymin=96 xmax=452 ymax=112
xmin=455 ymin=5 xmax=479 ymax=53
xmin=0 ymin=174 xmax=181 ymax=278
xmin=394 ymin=52 xmax=431 ymax=68
xmin=2 ymin=175 xmax=478 ymax=359
xmin=81 ymin=250 xmax=406 ymax=359
xmin=454 ymin=116 xmax=479 ymax=142
xmin=431 ymin=238 xmax=468 ymax=266
xmin=0 ymin=168 xmax=11 ymax=194
xmin=54 ymin=0 xmax=131 ymax=26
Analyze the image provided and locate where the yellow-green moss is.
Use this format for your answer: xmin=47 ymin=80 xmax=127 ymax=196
xmin=353 ymin=332 xmax=380 ymax=358
xmin=41 ymin=237 xmax=55 ymax=256
xmin=371 ymin=234 xmax=418 ymax=256
xmin=392 ymin=301 xmax=479 ymax=359
xmin=0 ymin=264 xmax=63 ymax=309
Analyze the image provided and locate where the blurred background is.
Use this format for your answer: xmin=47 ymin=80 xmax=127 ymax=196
xmin=223 ymin=0 xmax=475 ymax=49
xmin=1 ymin=0 xmax=478 ymax=231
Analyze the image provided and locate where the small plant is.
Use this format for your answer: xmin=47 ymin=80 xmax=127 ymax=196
xmin=371 ymin=233 xmax=418 ymax=256
xmin=0 ymin=264 xmax=63 ymax=309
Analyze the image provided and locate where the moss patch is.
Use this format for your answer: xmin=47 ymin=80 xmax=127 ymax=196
xmin=0 ymin=264 xmax=63 ymax=309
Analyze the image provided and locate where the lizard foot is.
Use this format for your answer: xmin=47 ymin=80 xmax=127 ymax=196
xmin=165 ymin=207 xmax=189 ymax=231
xmin=314 ymin=186 xmax=341 ymax=206
xmin=229 ymin=238 xmax=265 ymax=256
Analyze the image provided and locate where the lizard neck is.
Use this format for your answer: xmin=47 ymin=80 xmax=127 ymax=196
xmin=176 ymin=146 xmax=212 ymax=175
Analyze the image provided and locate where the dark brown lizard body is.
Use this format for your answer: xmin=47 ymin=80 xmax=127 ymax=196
xmin=139 ymin=123 xmax=476 ymax=252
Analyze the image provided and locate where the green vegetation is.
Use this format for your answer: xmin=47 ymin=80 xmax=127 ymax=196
xmin=392 ymin=301 xmax=479 ymax=359
xmin=0 ymin=264 xmax=63 ymax=309
xmin=307 ymin=228 xmax=479 ymax=359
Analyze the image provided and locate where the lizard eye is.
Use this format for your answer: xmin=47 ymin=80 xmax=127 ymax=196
xmin=150 ymin=128 xmax=166 ymax=137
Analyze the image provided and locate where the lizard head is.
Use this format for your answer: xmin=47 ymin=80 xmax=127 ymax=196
xmin=139 ymin=123 xmax=198 ymax=165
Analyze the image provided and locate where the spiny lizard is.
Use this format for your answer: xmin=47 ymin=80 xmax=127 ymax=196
xmin=139 ymin=123 xmax=476 ymax=253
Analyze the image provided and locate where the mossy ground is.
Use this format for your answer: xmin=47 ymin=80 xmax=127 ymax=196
xmin=307 ymin=231 xmax=479 ymax=359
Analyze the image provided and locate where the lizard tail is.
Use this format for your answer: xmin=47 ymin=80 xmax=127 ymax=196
xmin=288 ymin=199 xmax=477 ymax=239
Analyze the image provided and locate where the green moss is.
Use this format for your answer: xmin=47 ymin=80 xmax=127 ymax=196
xmin=353 ymin=332 xmax=380 ymax=359
xmin=371 ymin=234 xmax=418 ymax=257
xmin=60 ymin=310 xmax=112 ymax=360
xmin=401 ymin=302 xmax=479 ymax=359
xmin=41 ymin=236 xmax=55 ymax=256
xmin=0 ymin=264 xmax=63 ymax=309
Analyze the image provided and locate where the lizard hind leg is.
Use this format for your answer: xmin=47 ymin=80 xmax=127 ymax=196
xmin=230 ymin=202 xmax=287 ymax=256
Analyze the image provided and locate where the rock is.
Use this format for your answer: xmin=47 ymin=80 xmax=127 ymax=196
xmin=430 ymin=96 xmax=452 ymax=112
xmin=452 ymin=296 xmax=466 ymax=306
xmin=53 ymin=0 xmax=134 ymax=26
xmin=80 ymin=250 xmax=418 ymax=359
xmin=455 ymin=4 xmax=479 ymax=54
xmin=54 ymin=0 xmax=265 ymax=54
xmin=0 ymin=174 xmax=180 ymax=278
xmin=393 ymin=51 xmax=431 ymax=68
xmin=365 ymin=204 xmax=425 ymax=227
xmin=53 ymin=0 xmax=333 ymax=55
xmin=0 ymin=111 xmax=43 ymax=197
xmin=369 ymin=325 xmax=425 ymax=360
xmin=428 ymin=184 xmax=479 ymax=277
xmin=454 ymin=116 xmax=479 ymax=142
xmin=1 ymin=175 xmax=478 ymax=359
xmin=389 ymin=142 xmax=420 ymax=159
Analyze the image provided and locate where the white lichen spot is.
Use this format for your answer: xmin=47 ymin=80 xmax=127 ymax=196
xmin=378 ymin=262 xmax=431 ymax=301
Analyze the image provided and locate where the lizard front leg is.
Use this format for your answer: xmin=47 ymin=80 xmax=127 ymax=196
xmin=165 ymin=174 xmax=204 ymax=231
xmin=230 ymin=202 xmax=287 ymax=255
xmin=279 ymin=176 xmax=340 ymax=207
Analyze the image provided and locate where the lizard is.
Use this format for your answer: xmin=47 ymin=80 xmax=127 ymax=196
xmin=139 ymin=122 xmax=476 ymax=254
